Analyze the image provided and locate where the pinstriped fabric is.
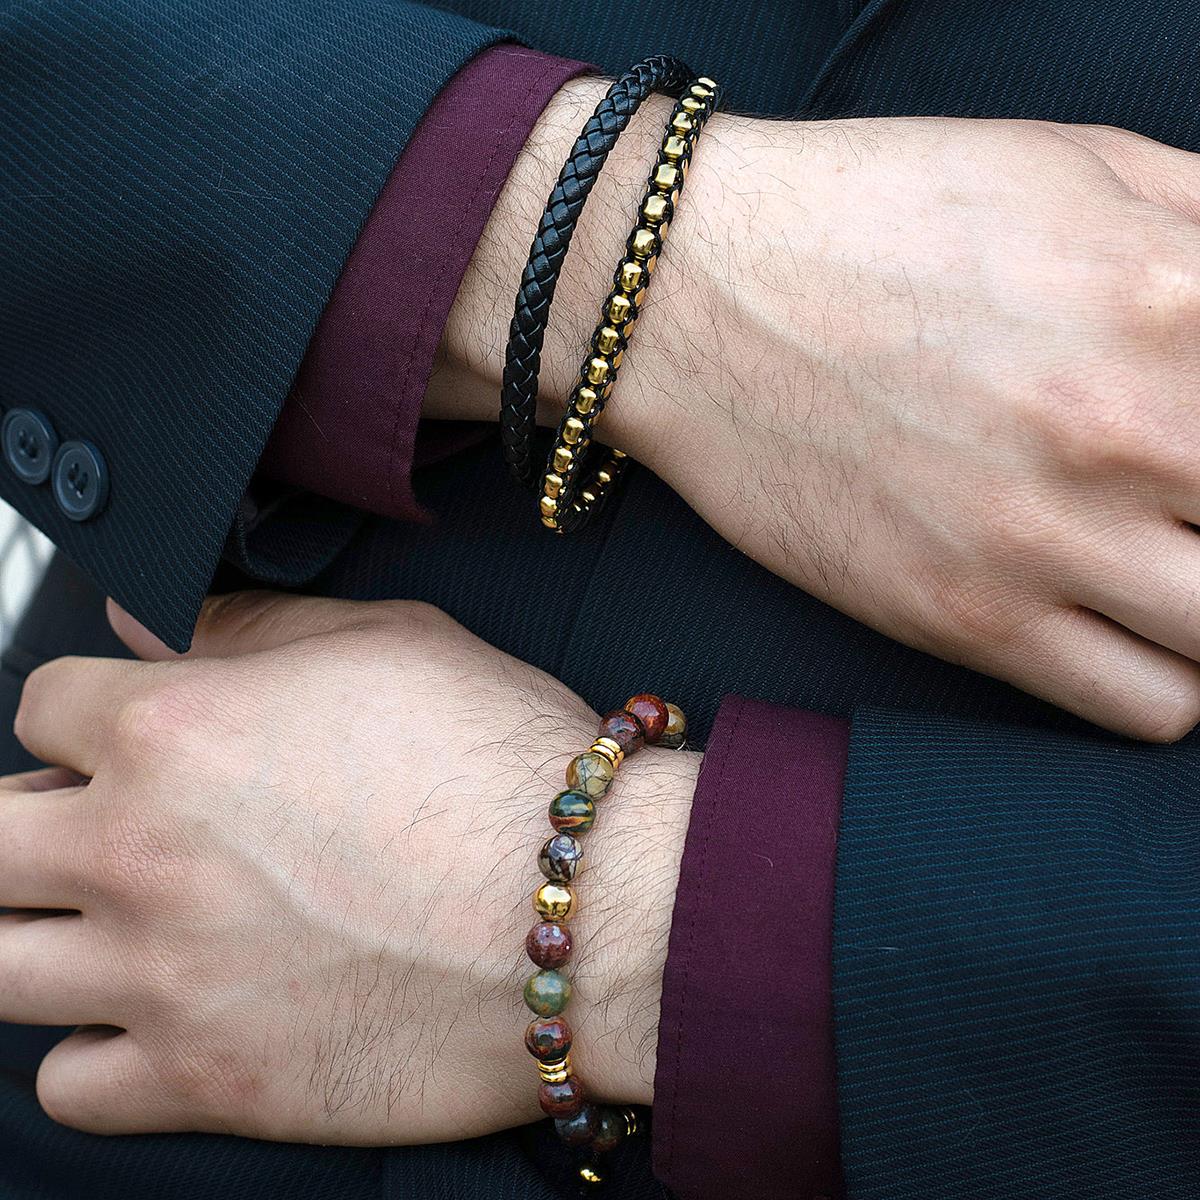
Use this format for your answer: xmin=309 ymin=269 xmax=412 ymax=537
xmin=0 ymin=0 xmax=507 ymax=651
xmin=436 ymin=0 xmax=847 ymax=116
xmin=836 ymin=710 xmax=1200 ymax=1198
xmin=804 ymin=0 xmax=1200 ymax=148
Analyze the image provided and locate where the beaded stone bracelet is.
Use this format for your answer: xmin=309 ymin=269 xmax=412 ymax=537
xmin=538 ymin=76 xmax=721 ymax=534
xmin=523 ymin=693 xmax=688 ymax=1187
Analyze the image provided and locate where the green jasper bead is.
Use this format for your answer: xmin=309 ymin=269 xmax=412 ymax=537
xmin=524 ymin=969 xmax=572 ymax=1016
xmin=566 ymin=751 xmax=614 ymax=799
xmin=549 ymin=789 xmax=596 ymax=834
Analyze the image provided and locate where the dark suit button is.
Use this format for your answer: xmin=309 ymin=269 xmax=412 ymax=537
xmin=52 ymin=440 xmax=109 ymax=521
xmin=2 ymin=408 xmax=58 ymax=484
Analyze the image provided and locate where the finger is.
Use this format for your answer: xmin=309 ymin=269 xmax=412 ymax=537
xmin=0 ymin=787 xmax=89 ymax=908
xmin=1004 ymin=605 xmax=1200 ymax=741
xmin=0 ymin=766 xmax=88 ymax=793
xmin=38 ymin=1029 xmax=221 ymax=1136
xmin=14 ymin=656 xmax=145 ymax=775
xmin=1074 ymin=523 xmax=1200 ymax=664
xmin=110 ymin=591 xmax=382 ymax=661
xmin=0 ymin=913 xmax=119 ymax=1025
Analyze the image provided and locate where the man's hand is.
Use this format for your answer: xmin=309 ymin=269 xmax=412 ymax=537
xmin=0 ymin=593 xmax=697 ymax=1142
xmin=432 ymin=88 xmax=1200 ymax=739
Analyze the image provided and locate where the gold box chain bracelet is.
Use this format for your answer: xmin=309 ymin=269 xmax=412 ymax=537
xmin=540 ymin=76 xmax=721 ymax=534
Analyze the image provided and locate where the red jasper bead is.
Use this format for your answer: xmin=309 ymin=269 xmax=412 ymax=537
xmin=525 ymin=1016 xmax=572 ymax=1061
xmin=526 ymin=920 xmax=573 ymax=969
xmin=555 ymin=1104 xmax=599 ymax=1145
xmin=598 ymin=709 xmax=645 ymax=755
xmin=623 ymin=694 xmax=669 ymax=743
xmin=539 ymin=1074 xmax=586 ymax=1118
xmin=592 ymin=1105 xmax=626 ymax=1153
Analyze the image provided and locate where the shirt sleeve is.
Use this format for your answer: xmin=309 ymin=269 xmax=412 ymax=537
xmin=257 ymin=45 xmax=592 ymax=522
xmin=653 ymin=696 xmax=849 ymax=1200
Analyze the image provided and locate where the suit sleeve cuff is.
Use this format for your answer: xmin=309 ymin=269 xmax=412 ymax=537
xmin=258 ymin=45 xmax=593 ymax=521
xmin=652 ymin=696 xmax=848 ymax=1200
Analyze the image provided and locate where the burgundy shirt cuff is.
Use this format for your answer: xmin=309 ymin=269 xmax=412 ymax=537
xmin=653 ymin=697 xmax=848 ymax=1200
xmin=258 ymin=44 xmax=592 ymax=520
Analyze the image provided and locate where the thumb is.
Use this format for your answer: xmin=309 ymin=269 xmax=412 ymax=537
xmin=107 ymin=591 xmax=375 ymax=661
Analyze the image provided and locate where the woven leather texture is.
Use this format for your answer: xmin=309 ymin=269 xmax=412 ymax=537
xmin=500 ymin=54 xmax=690 ymax=489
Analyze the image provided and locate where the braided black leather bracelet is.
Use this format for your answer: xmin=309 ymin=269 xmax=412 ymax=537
xmin=500 ymin=55 xmax=692 ymax=491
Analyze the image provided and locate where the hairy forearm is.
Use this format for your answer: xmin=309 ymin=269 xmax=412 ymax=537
xmin=571 ymin=740 xmax=700 ymax=1105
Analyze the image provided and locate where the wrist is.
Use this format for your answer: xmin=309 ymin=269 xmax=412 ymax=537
xmin=425 ymin=75 xmax=694 ymax=469
xmin=567 ymin=739 xmax=700 ymax=1107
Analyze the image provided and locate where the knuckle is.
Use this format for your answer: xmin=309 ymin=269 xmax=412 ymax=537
xmin=398 ymin=599 xmax=449 ymax=629
xmin=112 ymin=680 xmax=203 ymax=757
xmin=1128 ymin=253 xmax=1200 ymax=321
xmin=1022 ymin=375 xmax=1150 ymax=475
xmin=15 ymin=657 xmax=79 ymax=745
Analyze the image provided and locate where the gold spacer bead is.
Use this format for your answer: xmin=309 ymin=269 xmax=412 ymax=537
xmin=595 ymin=325 xmax=622 ymax=356
xmin=574 ymin=385 xmax=598 ymax=415
xmin=653 ymin=163 xmax=681 ymax=195
xmin=662 ymin=134 xmax=689 ymax=162
xmin=681 ymin=96 xmax=705 ymax=116
xmin=610 ymin=449 xmax=628 ymax=460
xmin=586 ymin=357 xmax=611 ymax=386
xmin=534 ymin=881 xmax=574 ymax=921
xmin=670 ymin=111 xmax=695 ymax=137
xmin=579 ymin=1166 xmax=604 ymax=1187
xmin=562 ymin=416 xmax=585 ymax=445
xmin=580 ymin=489 xmax=598 ymax=507
xmin=539 ymin=495 xmax=558 ymax=520
xmin=607 ymin=292 xmax=634 ymax=326
xmin=621 ymin=1107 xmax=641 ymax=1137
xmin=544 ymin=472 xmax=563 ymax=499
xmin=542 ymin=514 xmax=560 ymax=530
xmin=690 ymin=83 xmax=715 ymax=99
xmin=591 ymin=736 xmax=625 ymax=768
xmin=595 ymin=467 xmax=614 ymax=487
xmin=697 ymin=76 xmax=718 ymax=89
xmin=630 ymin=227 xmax=658 ymax=259
xmin=553 ymin=445 xmax=574 ymax=474
xmin=536 ymin=1054 xmax=572 ymax=1083
xmin=642 ymin=194 xmax=670 ymax=225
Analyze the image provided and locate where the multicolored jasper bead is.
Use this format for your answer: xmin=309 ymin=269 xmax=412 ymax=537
xmin=534 ymin=881 xmax=575 ymax=921
xmin=555 ymin=1104 xmax=600 ymax=1146
xmin=597 ymin=709 xmax=645 ymax=755
xmin=538 ymin=1074 xmax=586 ymax=1118
xmin=660 ymin=702 xmax=687 ymax=749
xmin=525 ymin=1016 xmax=572 ymax=1061
xmin=592 ymin=1106 xmax=626 ymax=1153
xmin=566 ymin=751 xmax=614 ymax=799
xmin=623 ymin=694 xmax=669 ymax=743
xmin=524 ymin=969 xmax=571 ymax=1016
xmin=526 ymin=920 xmax=573 ymax=969
xmin=538 ymin=833 xmax=583 ymax=883
xmin=549 ymin=789 xmax=596 ymax=834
